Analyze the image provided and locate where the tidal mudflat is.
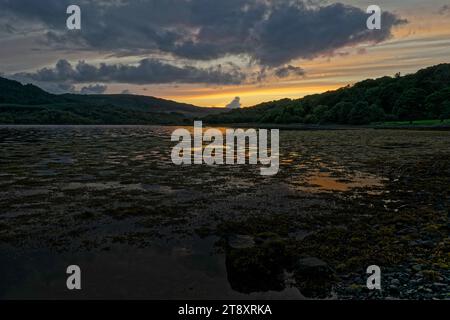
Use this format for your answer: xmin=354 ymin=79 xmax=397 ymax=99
xmin=0 ymin=126 xmax=448 ymax=299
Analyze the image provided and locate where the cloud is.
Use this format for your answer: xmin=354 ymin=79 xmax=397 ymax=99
xmin=7 ymin=72 xmax=109 ymax=94
xmin=0 ymin=23 xmax=16 ymax=34
xmin=226 ymin=97 xmax=241 ymax=109
xmin=275 ymin=65 xmax=305 ymax=78
xmin=0 ymin=0 xmax=407 ymax=67
xmin=252 ymin=3 xmax=406 ymax=66
xmin=80 ymin=84 xmax=107 ymax=94
xmin=13 ymin=59 xmax=246 ymax=85
xmin=438 ymin=5 xmax=450 ymax=15
xmin=357 ymin=48 xmax=367 ymax=55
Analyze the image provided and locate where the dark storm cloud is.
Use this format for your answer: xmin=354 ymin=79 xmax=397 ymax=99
xmin=275 ymin=65 xmax=306 ymax=78
xmin=13 ymin=59 xmax=246 ymax=85
xmin=0 ymin=0 xmax=406 ymax=67
xmin=438 ymin=5 xmax=450 ymax=15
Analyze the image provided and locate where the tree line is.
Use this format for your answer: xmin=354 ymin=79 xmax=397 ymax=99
xmin=204 ymin=64 xmax=450 ymax=125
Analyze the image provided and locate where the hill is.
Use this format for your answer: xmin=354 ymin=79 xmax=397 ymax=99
xmin=0 ymin=77 xmax=221 ymax=124
xmin=2 ymin=64 xmax=450 ymax=125
xmin=204 ymin=64 xmax=450 ymax=125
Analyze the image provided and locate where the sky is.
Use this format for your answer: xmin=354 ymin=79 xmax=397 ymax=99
xmin=1 ymin=0 xmax=450 ymax=108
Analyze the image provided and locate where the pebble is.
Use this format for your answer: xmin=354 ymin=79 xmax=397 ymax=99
xmin=412 ymin=265 xmax=422 ymax=272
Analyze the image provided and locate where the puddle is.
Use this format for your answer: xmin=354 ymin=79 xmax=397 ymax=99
xmin=0 ymin=240 xmax=304 ymax=300
xmin=295 ymin=171 xmax=386 ymax=193
xmin=312 ymin=172 xmax=384 ymax=191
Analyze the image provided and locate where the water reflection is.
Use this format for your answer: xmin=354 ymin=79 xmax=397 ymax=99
xmin=301 ymin=171 xmax=386 ymax=193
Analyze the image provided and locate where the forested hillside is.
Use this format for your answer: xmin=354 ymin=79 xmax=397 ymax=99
xmin=0 ymin=77 xmax=219 ymax=124
xmin=204 ymin=64 xmax=450 ymax=125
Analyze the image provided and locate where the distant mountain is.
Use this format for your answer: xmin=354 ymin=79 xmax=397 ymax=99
xmin=204 ymin=63 xmax=450 ymax=125
xmin=0 ymin=77 xmax=222 ymax=124
xmin=0 ymin=77 xmax=57 ymax=105
xmin=60 ymin=93 xmax=220 ymax=116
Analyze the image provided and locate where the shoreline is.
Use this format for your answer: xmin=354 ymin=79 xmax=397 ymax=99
xmin=1 ymin=122 xmax=450 ymax=131
xmin=205 ymin=122 xmax=450 ymax=131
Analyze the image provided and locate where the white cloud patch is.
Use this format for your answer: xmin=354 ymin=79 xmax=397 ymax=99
xmin=226 ymin=97 xmax=241 ymax=109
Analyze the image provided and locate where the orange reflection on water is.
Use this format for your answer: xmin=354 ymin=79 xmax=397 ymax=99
xmin=300 ymin=171 xmax=386 ymax=193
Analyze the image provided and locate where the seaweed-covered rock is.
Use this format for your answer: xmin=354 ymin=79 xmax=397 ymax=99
xmin=224 ymin=234 xmax=288 ymax=294
xmin=295 ymin=257 xmax=332 ymax=277
xmin=228 ymin=234 xmax=255 ymax=249
xmin=293 ymin=257 xmax=335 ymax=298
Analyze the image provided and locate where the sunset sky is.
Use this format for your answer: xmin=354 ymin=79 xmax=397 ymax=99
xmin=1 ymin=0 xmax=450 ymax=107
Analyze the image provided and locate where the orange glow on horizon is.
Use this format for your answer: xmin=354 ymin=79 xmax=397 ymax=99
xmin=107 ymin=12 xmax=450 ymax=108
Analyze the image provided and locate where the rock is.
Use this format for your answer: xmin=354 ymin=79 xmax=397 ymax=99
xmin=409 ymin=241 xmax=419 ymax=247
xmin=228 ymin=234 xmax=255 ymax=249
xmin=388 ymin=285 xmax=399 ymax=295
xmin=293 ymin=257 xmax=334 ymax=299
xmin=295 ymin=257 xmax=333 ymax=278
xmin=418 ymin=240 xmax=434 ymax=248
xmin=225 ymin=242 xmax=285 ymax=294
xmin=254 ymin=232 xmax=281 ymax=245
xmin=288 ymin=230 xmax=312 ymax=241
xmin=297 ymin=257 xmax=327 ymax=268
xmin=412 ymin=264 xmax=422 ymax=272
xmin=432 ymin=282 xmax=446 ymax=288
xmin=420 ymin=269 xmax=441 ymax=281
xmin=391 ymin=279 xmax=400 ymax=286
